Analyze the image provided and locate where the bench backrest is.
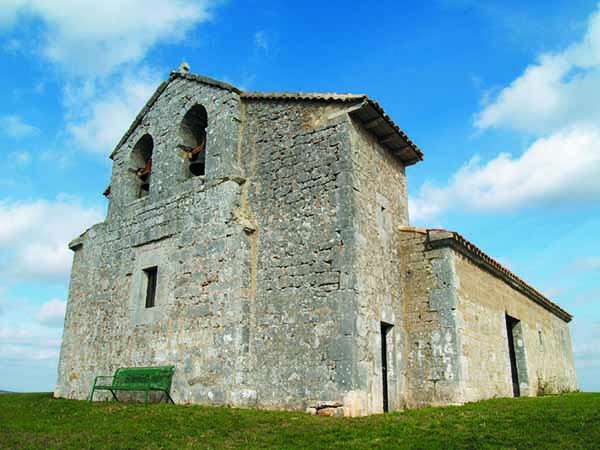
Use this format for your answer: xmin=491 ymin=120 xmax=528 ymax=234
xmin=113 ymin=366 xmax=175 ymax=391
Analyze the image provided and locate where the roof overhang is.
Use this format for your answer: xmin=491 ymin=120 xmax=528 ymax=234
xmin=242 ymin=93 xmax=424 ymax=167
xmin=348 ymin=99 xmax=423 ymax=166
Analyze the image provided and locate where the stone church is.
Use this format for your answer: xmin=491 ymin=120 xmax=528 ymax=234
xmin=55 ymin=66 xmax=577 ymax=416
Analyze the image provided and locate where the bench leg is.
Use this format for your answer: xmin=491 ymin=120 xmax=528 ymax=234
xmin=162 ymin=391 xmax=175 ymax=404
xmin=109 ymin=390 xmax=119 ymax=402
xmin=88 ymin=387 xmax=95 ymax=402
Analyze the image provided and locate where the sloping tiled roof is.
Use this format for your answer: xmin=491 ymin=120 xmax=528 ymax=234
xmin=110 ymin=70 xmax=424 ymax=166
xmin=419 ymin=228 xmax=572 ymax=323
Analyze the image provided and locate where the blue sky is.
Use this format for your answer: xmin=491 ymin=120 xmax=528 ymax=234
xmin=0 ymin=0 xmax=598 ymax=393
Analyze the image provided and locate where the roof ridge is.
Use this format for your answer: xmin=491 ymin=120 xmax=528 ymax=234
xmin=170 ymin=71 xmax=242 ymax=94
xmin=241 ymin=92 xmax=368 ymax=100
xmin=109 ymin=69 xmax=424 ymax=166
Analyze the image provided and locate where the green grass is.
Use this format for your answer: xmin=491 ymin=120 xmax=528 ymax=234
xmin=1 ymin=393 xmax=599 ymax=449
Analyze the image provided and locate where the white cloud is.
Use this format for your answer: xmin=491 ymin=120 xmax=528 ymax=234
xmin=66 ymin=71 xmax=160 ymax=154
xmin=0 ymin=324 xmax=61 ymax=361
xmin=410 ymin=124 xmax=600 ymax=222
xmin=37 ymin=299 xmax=66 ymax=327
xmin=569 ymin=319 xmax=600 ymax=391
xmin=0 ymin=0 xmax=216 ymax=78
xmin=412 ymin=6 xmax=600 ymax=223
xmin=0 ymin=197 xmax=104 ymax=282
xmin=475 ymin=6 xmax=600 ymax=134
xmin=0 ymin=0 xmax=23 ymax=27
xmin=0 ymin=1 xmax=221 ymax=156
xmin=254 ymin=31 xmax=268 ymax=51
xmin=0 ymin=295 xmax=63 ymax=386
xmin=0 ymin=115 xmax=39 ymax=139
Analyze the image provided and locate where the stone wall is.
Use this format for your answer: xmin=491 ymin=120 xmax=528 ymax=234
xmin=239 ymin=99 xmax=359 ymax=412
xmin=56 ymin=77 xmax=258 ymax=405
xmin=55 ymin=177 xmax=256 ymax=405
xmin=347 ymin=118 xmax=410 ymax=413
xmin=57 ymin=83 xmax=378 ymax=413
xmin=398 ymin=229 xmax=463 ymax=408
xmin=454 ymin=247 xmax=578 ymax=401
xmin=398 ymin=228 xmax=577 ymax=407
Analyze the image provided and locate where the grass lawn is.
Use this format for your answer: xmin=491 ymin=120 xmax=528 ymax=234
xmin=0 ymin=393 xmax=598 ymax=449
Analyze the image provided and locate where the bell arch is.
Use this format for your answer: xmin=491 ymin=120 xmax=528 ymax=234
xmin=132 ymin=133 xmax=154 ymax=197
xmin=179 ymin=104 xmax=208 ymax=177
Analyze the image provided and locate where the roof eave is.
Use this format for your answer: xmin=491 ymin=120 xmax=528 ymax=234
xmin=349 ymin=100 xmax=424 ymax=167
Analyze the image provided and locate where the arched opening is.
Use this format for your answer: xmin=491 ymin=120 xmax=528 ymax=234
xmin=132 ymin=134 xmax=154 ymax=197
xmin=179 ymin=104 xmax=207 ymax=177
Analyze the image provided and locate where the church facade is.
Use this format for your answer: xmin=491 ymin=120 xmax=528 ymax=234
xmin=55 ymin=67 xmax=577 ymax=416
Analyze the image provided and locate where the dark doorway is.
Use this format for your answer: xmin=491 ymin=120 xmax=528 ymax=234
xmin=505 ymin=314 xmax=520 ymax=397
xmin=380 ymin=322 xmax=393 ymax=412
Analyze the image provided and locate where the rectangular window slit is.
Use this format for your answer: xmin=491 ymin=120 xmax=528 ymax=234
xmin=144 ymin=266 xmax=158 ymax=308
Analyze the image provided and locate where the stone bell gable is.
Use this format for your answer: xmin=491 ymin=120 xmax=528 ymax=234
xmin=55 ymin=66 xmax=576 ymax=416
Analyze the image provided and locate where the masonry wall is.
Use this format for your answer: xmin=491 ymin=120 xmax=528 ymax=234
xmin=55 ymin=178 xmax=257 ymax=405
xmin=57 ymin=81 xmax=420 ymax=414
xmin=398 ymin=230 xmax=463 ymax=408
xmin=239 ymin=99 xmax=360 ymax=413
xmin=347 ymin=118 xmax=410 ymax=413
xmin=454 ymin=251 xmax=578 ymax=401
xmin=56 ymin=78 xmax=259 ymax=406
xmin=397 ymin=229 xmax=577 ymax=408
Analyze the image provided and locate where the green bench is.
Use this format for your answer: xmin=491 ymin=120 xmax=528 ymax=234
xmin=89 ymin=366 xmax=175 ymax=404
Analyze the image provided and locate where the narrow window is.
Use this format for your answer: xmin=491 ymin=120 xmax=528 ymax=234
xmin=179 ymin=104 xmax=208 ymax=177
xmin=538 ymin=330 xmax=543 ymax=347
xmin=144 ymin=266 xmax=158 ymax=308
